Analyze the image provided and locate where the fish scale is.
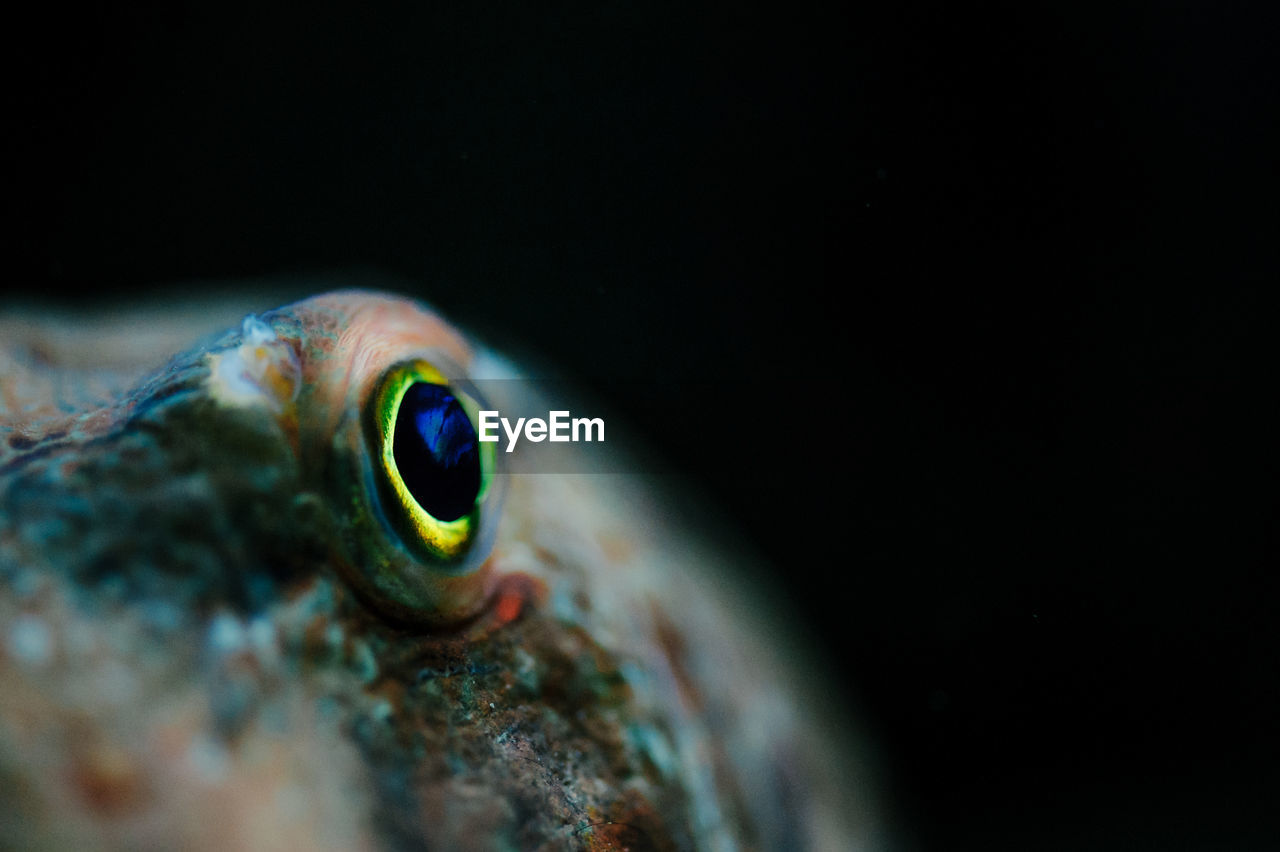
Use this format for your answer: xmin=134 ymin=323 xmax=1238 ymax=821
xmin=0 ymin=290 xmax=879 ymax=850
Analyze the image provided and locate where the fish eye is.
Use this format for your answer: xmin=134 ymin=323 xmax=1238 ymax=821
xmin=365 ymin=360 xmax=495 ymax=565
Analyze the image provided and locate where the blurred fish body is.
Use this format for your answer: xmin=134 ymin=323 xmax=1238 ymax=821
xmin=0 ymin=289 xmax=880 ymax=850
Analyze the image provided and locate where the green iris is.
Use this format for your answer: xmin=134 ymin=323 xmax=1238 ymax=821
xmin=365 ymin=360 xmax=494 ymax=565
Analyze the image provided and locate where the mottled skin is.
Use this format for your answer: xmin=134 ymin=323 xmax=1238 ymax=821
xmin=0 ymin=291 xmax=879 ymax=850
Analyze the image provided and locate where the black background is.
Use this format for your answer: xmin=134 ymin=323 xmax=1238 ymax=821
xmin=6 ymin=2 xmax=1278 ymax=848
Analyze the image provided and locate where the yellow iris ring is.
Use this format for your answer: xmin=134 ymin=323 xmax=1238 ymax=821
xmin=369 ymin=360 xmax=492 ymax=563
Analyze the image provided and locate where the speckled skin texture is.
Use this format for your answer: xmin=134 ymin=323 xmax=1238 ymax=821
xmin=0 ymin=291 xmax=879 ymax=850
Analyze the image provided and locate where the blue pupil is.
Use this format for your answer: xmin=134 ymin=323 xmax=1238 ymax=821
xmin=392 ymin=382 xmax=481 ymax=523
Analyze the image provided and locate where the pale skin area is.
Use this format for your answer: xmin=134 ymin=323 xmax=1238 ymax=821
xmin=0 ymin=290 xmax=883 ymax=850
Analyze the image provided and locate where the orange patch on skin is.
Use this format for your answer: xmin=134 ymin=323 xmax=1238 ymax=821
xmin=493 ymin=591 xmax=523 ymax=626
xmin=468 ymin=572 xmax=547 ymax=639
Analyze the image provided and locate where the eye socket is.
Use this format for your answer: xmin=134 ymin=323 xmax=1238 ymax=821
xmin=366 ymin=360 xmax=494 ymax=564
